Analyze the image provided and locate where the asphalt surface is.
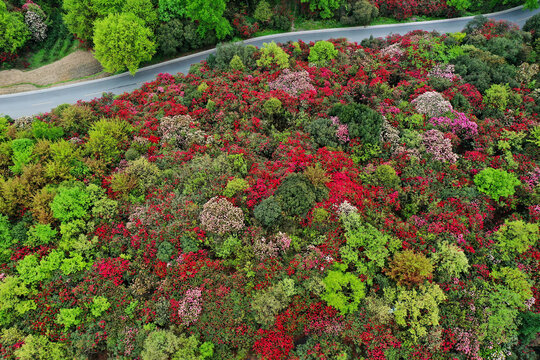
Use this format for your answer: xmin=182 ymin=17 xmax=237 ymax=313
xmin=1 ymin=5 xmax=539 ymax=118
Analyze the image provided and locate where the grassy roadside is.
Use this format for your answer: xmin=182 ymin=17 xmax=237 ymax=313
xmin=0 ymin=71 xmax=108 ymax=90
xmin=25 ymin=37 xmax=80 ymax=70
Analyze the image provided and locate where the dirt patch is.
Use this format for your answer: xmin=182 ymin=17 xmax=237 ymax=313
xmin=0 ymin=50 xmax=108 ymax=94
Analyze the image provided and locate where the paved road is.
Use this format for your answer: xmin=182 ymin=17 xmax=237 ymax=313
xmin=1 ymin=5 xmax=539 ymax=118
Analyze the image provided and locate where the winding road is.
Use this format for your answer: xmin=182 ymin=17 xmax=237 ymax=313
xmin=1 ymin=5 xmax=539 ymax=118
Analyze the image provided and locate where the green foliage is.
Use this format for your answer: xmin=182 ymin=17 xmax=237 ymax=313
xmin=26 ymin=223 xmax=57 ymax=247
xmin=141 ymin=330 xmax=206 ymax=360
xmin=518 ymin=311 xmax=540 ymax=345
xmin=90 ymin=296 xmax=111 ymax=317
xmin=62 ymin=0 xmax=97 ymax=42
xmin=93 ymin=13 xmax=156 ymax=75
xmin=340 ymin=0 xmax=379 ymax=26
xmin=322 ymin=263 xmax=366 ymax=315
xmin=123 ymin=0 xmax=158 ymax=26
xmin=329 ymin=103 xmax=383 ymax=145
xmin=254 ymin=196 xmax=283 ymax=228
xmin=156 ymin=18 xmax=185 ymax=56
xmin=0 ymin=214 xmax=14 ymax=263
xmin=156 ymin=240 xmax=175 ymax=262
xmin=387 ymin=250 xmax=434 ymax=287
xmin=340 ymin=211 xmax=399 ymax=272
xmin=229 ymin=55 xmax=245 ymax=71
xmin=263 ymin=97 xmax=282 ymax=117
xmin=484 ymin=83 xmax=510 ymax=110
xmin=14 ymin=334 xmax=67 ymax=360
xmin=431 ymin=242 xmax=469 ymax=279
xmin=275 ymin=173 xmax=316 ymax=217
xmin=56 ymin=307 xmax=82 ymax=330
xmin=308 ymin=41 xmax=338 ymax=67
xmin=59 ymin=252 xmax=89 ymax=275
xmin=491 ymin=267 xmax=533 ymax=304
xmin=184 ymin=0 xmax=232 ymax=40
xmin=254 ymin=0 xmax=272 ymax=23
xmin=256 ymin=42 xmax=290 ymax=70
xmin=474 ymin=167 xmax=521 ymax=201
xmin=32 ymin=120 xmax=64 ymax=141
xmin=215 ymin=235 xmax=241 ymax=258
xmin=10 ymin=138 xmax=34 ymax=175
xmin=208 ymin=42 xmax=257 ymax=70
xmin=0 ymin=275 xmax=32 ymax=325
xmin=393 ymin=283 xmax=446 ymax=341
xmin=223 ymin=178 xmax=249 ymax=198
xmin=85 ymin=118 xmax=134 ymax=163
xmin=158 ymin=0 xmax=184 ymax=21
xmin=300 ymin=0 xmax=343 ymax=19
xmin=524 ymin=13 xmax=540 ymax=42
xmin=51 ymin=183 xmax=91 ymax=222
xmin=307 ymin=118 xmax=339 ymax=148
xmin=0 ymin=2 xmax=30 ymax=53
xmin=374 ymin=164 xmax=400 ymax=188
xmin=251 ymin=279 xmax=295 ymax=327
xmin=447 ymin=0 xmax=471 ymax=11
xmin=495 ymin=220 xmax=539 ymax=261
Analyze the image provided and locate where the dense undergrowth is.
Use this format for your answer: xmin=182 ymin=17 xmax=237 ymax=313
xmin=1 ymin=15 xmax=540 ymax=360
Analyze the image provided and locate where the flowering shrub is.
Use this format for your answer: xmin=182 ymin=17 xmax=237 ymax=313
xmin=268 ymin=69 xmax=315 ymax=96
xmin=422 ymin=129 xmax=458 ymax=162
xmin=412 ymin=91 xmax=453 ymax=117
xmin=199 ymin=197 xmax=245 ymax=234
xmin=24 ymin=11 xmax=47 ymax=42
xmin=429 ymin=110 xmax=478 ymax=138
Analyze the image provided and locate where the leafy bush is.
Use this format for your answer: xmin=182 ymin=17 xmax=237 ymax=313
xmin=26 ymin=223 xmax=57 ymax=247
xmin=322 ymin=263 xmax=366 ymax=315
xmin=308 ymin=40 xmax=338 ymax=67
xmin=432 ymin=242 xmax=469 ymax=279
xmin=254 ymin=0 xmax=272 ymax=24
xmin=494 ymin=220 xmax=539 ymax=261
xmin=329 ymin=103 xmax=383 ymax=145
xmin=340 ymin=0 xmax=379 ymax=26
xmin=0 ymin=2 xmax=30 ymax=53
xmin=85 ymin=118 xmax=133 ymax=163
xmin=56 ymin=307 xmax=82 ymax=330
xmin=32 ymin=120 xmax=64 ymax=141
xmin=51 ymin=183 xmax=91 ymax=223
xmin=223 ymin=178 xmax=249 ymax=198
xmin=393 ymin=283 xmax=446 ymax=341
xmin=474 ymin=168 xmax=521 ymax=201
xmin=307 ymin=118 xmax=340 ymax=148
xmin=387 ymin=250 xmax=434 ymax=287
xmin=300 ymin=0 xmax=343 ymax=19
xmin=14 ymin=334 xmax=66 ymax=360
xmin=10 ymin=138 xmax=34 ymax=175
xmin=374 ymin=164 xmax=400 ymax=188
xmin=256 ymin=41 xmax=290 ymax=70
xmin=275 ymin=173 xmax=316 ymax=217
xmin=208 ymin=42 xmax=257 ymax=70
xmin=484 ymin=83 xmax=509 ymax=111
xmin=254 ymin=196 xmax=283 ymax=228
xmin=251 ymin=280 xmax=295 ymax=327
xmin=90 ymin=296 xmax=111 ymax=317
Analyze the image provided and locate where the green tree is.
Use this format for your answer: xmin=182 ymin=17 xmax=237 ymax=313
xmin=0 ymin=2 xmax=30 ymax=53
xmin=62 ymin=0 xmax=97 ymax=42
xmin=93 ymin=13 xmax=156 ymax=75
xmin=184 ymin=0 xmax=232 ymax=40
xmin=123 ymin=0 xmax=158 ymax=27
xmin=300 ymin=0 xmax=343 ymax=19
xmin=321 ymin=262 xmax=366 ymax=315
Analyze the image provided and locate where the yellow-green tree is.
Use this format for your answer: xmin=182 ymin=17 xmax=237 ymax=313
xmin=93 ymin=13 xmax=156 ymax=75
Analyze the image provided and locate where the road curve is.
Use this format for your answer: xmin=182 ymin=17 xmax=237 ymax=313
xmin=1 ymin=5 xmax=539 ymax=118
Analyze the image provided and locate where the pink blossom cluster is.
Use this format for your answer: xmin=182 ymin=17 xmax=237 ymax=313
xmin=253 ymin=236 xmax=280 ymax=260
xmin=380 ymin=43 xmax=405 ymax=59
xmin=199 ymin=197 xmax=245 ymax=234
xmin=523 ymin=167 xmax=540 ymax=191
xmin=276 ymin=232 xmax=291 ymax=251
xmin=330 ymin=116 xmax=350 ymax=143
xmin=429 ymin=111 xmax=478 ymax=139
xmin=454 ymin=328 xmax=482 ymax=360
xmin=336 ymin=200 xmax=358 ymax=216
xmin=178 ymin=288 xmax=203 ymax=325
xmin=428 ymin=64 xmax=460 ymax=81
xmin=412 ymin=91 xmax=453 ymax=118
xmin=422 ymin=129 xmax=458 ymax=163
xmin=268 ymin=69 xmax=315 ymax=96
